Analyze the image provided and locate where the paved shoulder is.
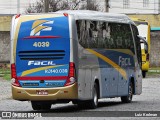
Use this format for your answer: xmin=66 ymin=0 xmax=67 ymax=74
xmin=0 ymin=78 xmax=11 ymax=100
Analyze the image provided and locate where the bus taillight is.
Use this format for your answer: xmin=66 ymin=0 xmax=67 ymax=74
xmin=65 ymin=62 xmax=76 ymax=86
xmin=15 ymin=14 xmax=21 ymax=19
xmin=63 ymin=13 xmax=68 ymax=17
xmin=11 ymin=63 xmax=20 ymax=87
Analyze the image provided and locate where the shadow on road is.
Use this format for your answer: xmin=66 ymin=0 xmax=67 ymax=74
xmin=98 ymin=101 xmax=124 ymax=108
xmin=27 ymin=101 xmax=134 ymax=113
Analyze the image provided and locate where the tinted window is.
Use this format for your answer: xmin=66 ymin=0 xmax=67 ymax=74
xmin=76 ymin=20 xmax=134 ymax=52
xmin=132 ymin=25 xmax=142 ymax=65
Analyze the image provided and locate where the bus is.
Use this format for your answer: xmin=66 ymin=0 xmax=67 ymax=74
xmin=131 ymin=18 xmax=150 ymax=78
xmin=11 ymin=10 xmax=142 ymax=110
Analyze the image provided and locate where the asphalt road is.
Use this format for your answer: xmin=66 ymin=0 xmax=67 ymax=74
xmin=0 ymin=77 xmax=160 ymax=119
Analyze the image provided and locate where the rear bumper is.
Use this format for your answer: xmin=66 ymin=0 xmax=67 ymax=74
xmin=12 ymin=83 xmax=78 ymax=101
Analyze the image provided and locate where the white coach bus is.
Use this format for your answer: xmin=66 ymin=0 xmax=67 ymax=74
xmin=11 ymin=10 xmax=142 ymax=110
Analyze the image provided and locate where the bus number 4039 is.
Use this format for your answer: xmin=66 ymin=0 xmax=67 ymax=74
xmin=33 ymin=42 xmax=50 ymax=47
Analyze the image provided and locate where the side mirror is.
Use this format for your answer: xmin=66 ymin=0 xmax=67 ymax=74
xmin=137 ymin=35 xmax=148 ymax=53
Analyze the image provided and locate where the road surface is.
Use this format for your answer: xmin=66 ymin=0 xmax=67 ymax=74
xmin=0 ymin=77 xmax=160 ymax=119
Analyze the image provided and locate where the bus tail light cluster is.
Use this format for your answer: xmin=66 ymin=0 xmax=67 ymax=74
xmin=63 ymin=13 xmax=68 ymax=17
xmin=65 ymin=62 xmax=76 ymax=86
xmin=11 ymin=63 xmax=20 ymax=87
xmin=15 ymin=14 xmax=21 ymax=19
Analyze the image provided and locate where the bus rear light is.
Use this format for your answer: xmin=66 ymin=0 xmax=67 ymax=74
xmin=69 ymin=77 xmax=75 ymax=83
xmin=69 ymin=62 xmax=75 ymax=77
xmin=11 ymin=63 xmax=16 ymax=78
xmin=65 ymin=77 xmax=76 ymax=86
xmin=15 ymin=14 xmax=21 ymax=19
xmin=63 ymin=13 xmax=68 ymax=17
xmin=11 ymin=63 xmax=20 ymax=87
xmin=65 ymin=62 xmax=76 ymax=86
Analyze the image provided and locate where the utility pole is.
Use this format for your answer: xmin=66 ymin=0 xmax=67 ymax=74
xmin=17 ymin=0 xmax=20 ymax=14
xmin=105 ymin=0 xmax=109 ymax=12
xmin=44 ymin=0 xmax=49 ymax=13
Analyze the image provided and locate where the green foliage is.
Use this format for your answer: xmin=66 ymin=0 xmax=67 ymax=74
xmin=0 ymin=68 xmax=11 ymax=81
xmin=3 ymin=74 xmax=11 ymax=81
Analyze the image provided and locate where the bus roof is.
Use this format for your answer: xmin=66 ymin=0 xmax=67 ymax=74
xmin=56 ymin=10 xmax=135 ymax=25
xmin=16 ymin=10 xmax=135 ymax=25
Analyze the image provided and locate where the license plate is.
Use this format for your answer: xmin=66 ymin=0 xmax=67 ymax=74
xmin=36 ymin=90 xmax=48 ymax=95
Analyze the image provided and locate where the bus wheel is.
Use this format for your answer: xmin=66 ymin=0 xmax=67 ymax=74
xmin=41 ymin=102 xmax=51 ymax=110
xmin=142 ymin=71 xmax=146 ymax=78
xmin=31 ymin=101 xmax=51 ymax=110
xmin=121 ymin=82 xmax=133 ymax=103
xmin=31 ymin=101 xmax=41 ymax=110
xmin=88 ymin=83 xmax=98 ymax=109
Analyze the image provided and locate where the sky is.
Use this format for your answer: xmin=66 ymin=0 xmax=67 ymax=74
xmin=0 ymin=0 xmax=37 ymax=14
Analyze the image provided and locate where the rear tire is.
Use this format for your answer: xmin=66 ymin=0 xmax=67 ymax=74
xmin=121 ymin=82 xmax=133 ymax=103
xmin=88 ymin=83 xmax=98 ymax=109
xmin=31 ymin=101 xmax=51 ymax=110
xmin=41 ymin=102 xmax=51 ymax=110
xmin=142 ymin=71 xmax=146 ymax=78
xmin=31 ymin=101 xmax=41 ymax=110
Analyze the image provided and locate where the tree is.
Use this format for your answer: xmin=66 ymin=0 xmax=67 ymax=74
xmin=80 ymin=0 xmax=99 ymax=11
xmin=26 ymin=0 xmax=44 ymax=13
xmin=25 ymin=0 xmax=100 ymax=13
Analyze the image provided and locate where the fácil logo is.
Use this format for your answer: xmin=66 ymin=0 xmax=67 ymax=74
xmin=30 ymin=20 xmax=54 ymax=36
xmin=28 ymin=61 xmax=56 ymax=66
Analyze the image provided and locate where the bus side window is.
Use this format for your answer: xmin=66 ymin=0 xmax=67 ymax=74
xmin=132 ymin=25 xmax=142 ymax=66
xmin=77 ymin=20 xmax=89 ymax=48
xmin=76 ymin=20 xmax=80 ymax=40
xmin=109 ymin=23 xmax=134 ymax=50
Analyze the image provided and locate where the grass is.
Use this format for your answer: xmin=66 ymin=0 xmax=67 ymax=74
xmin=148 ymin=67 xmax=160 ymax=73
xmin=0 ymin=68 xmax=11 ymax=80
xmin=147 ymin=67 xmax=160 ymax=77
xmin=149 ymin=67 xmax=160 ymax=70
xmin=3 ymin=74 xmax=11 ymax=80
xmin=147 ymin=72 xmax=158 ymax=76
